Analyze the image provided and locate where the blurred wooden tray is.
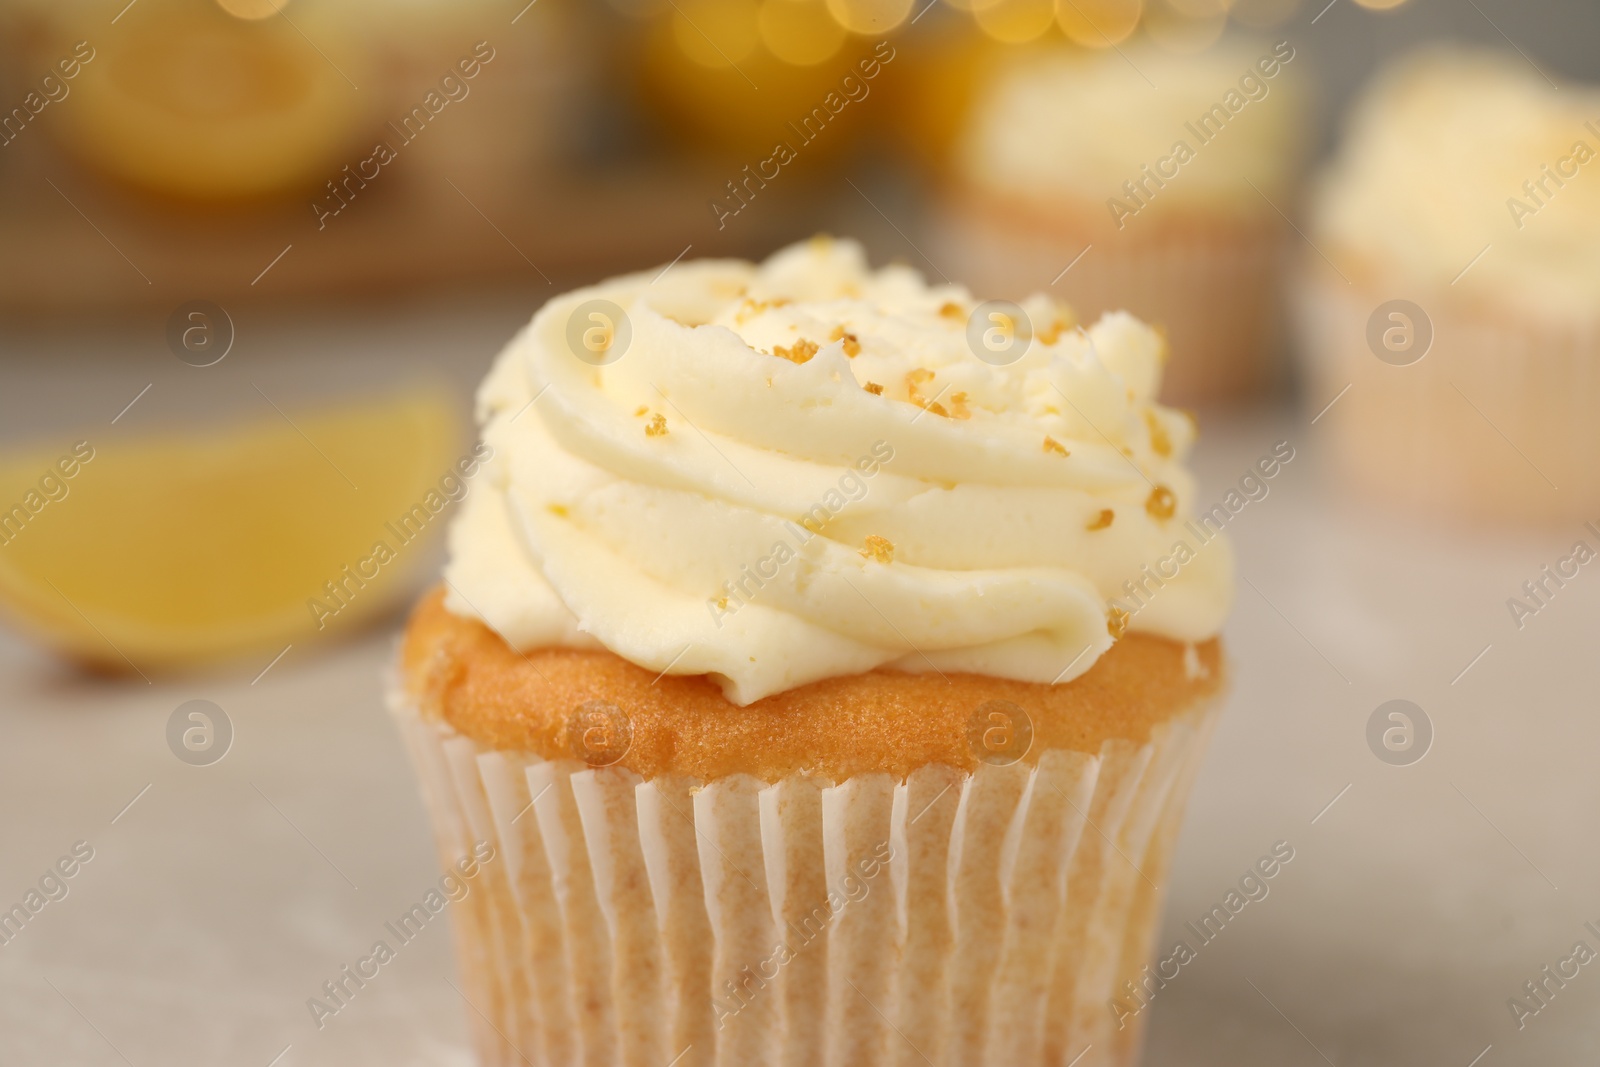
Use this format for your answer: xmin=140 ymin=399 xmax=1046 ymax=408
xmin=0 ymin=143 xmax=811 ymax=316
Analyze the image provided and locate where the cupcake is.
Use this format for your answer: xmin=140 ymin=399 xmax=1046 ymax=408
xmin=1298 ymin=47 xmax=1600 ymax=520
xmin=935 ymin=38 xmax=1306 ymax=405
xmin=392 ymin=238 xmax=1233 ymax=1066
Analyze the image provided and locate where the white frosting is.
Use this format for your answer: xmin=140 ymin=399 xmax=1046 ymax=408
xmin=958 ymin=38 xmax=1304 ymax=214
xmin=445 ymin=238 xmax=1233 ymax=705
xmin=1312 ymin=48 xmax=1600 ymax=323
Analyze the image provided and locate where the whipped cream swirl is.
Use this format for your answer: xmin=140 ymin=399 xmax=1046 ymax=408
xmin=445 ymin=238 xmax=1232 ymax=705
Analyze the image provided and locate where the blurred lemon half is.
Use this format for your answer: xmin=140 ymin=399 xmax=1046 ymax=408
xmin=0 ymin=390 xmax=461 ymax=674
xmin=50 ymin=2 xmax=368 ymax=200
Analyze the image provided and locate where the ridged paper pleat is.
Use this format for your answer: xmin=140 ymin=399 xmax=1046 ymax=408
xmin=572 ymin=768 xmax=667 ymax=1067
xmin=527 ymin=761 xmax=616 ymax=1067
xmin=443 ymin=737 xmax=539 ymax=1063
xmin=695 ymin=775 xmax=779 ymax=1067
xmin=392 ymin=692 xmax=1220 ymax=1067
xmin=1295 ymin=272 xmax=1600 ymax=518
xmin=759 ymin=777 xmax=830 ymax=1067
xmin=478 ymin=751 xmax=576 ymax=1067
xmin=936 ymin=199 xmax=1282 ymax=404
xmin=637 ymin=777 xmax=715 ymax=1067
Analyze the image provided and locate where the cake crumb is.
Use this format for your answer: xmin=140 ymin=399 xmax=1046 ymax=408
xmin=634 ymin=406 xmax=648 ymax=417
xmin=948 ymin=392 xmax=971 ymax=419
xmin=906 ymin=368 xmax=935 ymax=407
xmin=1107 ymin=607 xmax=1130 ymax=640
xmin=645 ymin=413 xmax=668 ymax=437
xmin=939 ymin=301 xmax=964 ymax=320
xmin=860 ymin=535 xmax=895 ymax=563
xmin=1087 ymin=509 xmax=1114 ymax=531
xmin=926 ymin=401 xmax=950 ymax=418
xmin=736 ymin=296 xmax=792 ymax=324
xmin=829 ymin=325 xmax=862 ymax=357
xmin=1043 ymin=436 xmax=1069 ymax=457
xmin=1146 ymin=485 xmax=1176 ymax=520
xmin=864 ymin=381 xmax=884 ymax=395
xmin=1145 ymin=410 xmax=1172 ymax=457
xmin=774 ymin=339 xmax=819 ymax=364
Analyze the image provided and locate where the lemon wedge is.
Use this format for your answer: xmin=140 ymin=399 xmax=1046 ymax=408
xmin=0 ymin=390 xmax=462 ymax=674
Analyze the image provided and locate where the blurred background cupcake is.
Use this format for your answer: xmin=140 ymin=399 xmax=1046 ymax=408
xmin=1297 ymin=47 xmax=1600 ymax=521
xmin=934 ymin=32 xmax=1308 ymax=406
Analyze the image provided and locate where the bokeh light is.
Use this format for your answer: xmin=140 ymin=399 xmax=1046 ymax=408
xmin=1228 ymin=0 xmax=1300 ymax=28
xmin=824 ymin=0 xmax=914 ymax=36
xmin=973 ymin=0 xmax=1057 ymax=43
xmin=1056 ymin=0 xmax=1143 ymax=49
xmin=671 ymin=0 xmax=762 ymax=69
xmin=1352 ymin=0 xmax=1409 ymax=9
xmin=758 ymin=0 xmax=848 ymax=65
xmin=1166 ymin=0 xmax=1231 ymax=18
xmin=214 ymin=0 xmax=292 ymax=19
xmin=1143 ymin=0 xmax=1227 ymax=52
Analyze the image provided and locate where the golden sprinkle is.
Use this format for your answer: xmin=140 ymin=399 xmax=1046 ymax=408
xmin=829 ymin=325 xmax=862 ymax=357
xmin=1086 ymin=508 xmax=1114 ymax=531
xmin=861 ymin=535 xmax=895 ymax=563
xmin=905 ymin=368 xmax=935 ymax=408
xmin=735 ymin=296 xmax=792 ymax=324
xmin=939 ymin=301 xmax=963 ymax=320
xmin=774 ymin=339 xmax=819 ymax=365
xmin=948 ymin=391 xmax=971 ymax=419
xmin=864 ymin=381 xmax=884 ymax=395
xmin=645 ymin=413 xmax=668 ymax=437
xmin=1146 ymin=485 xmax=1176 ymax=520
xmin=1107 ymin=606 xmax=1130 ymax=640
xmin=548 ymin=503 xmax=569 ymax=517
xmin=1146 ymin=410 xmax=1172 ymax=457
xmin=1043 ymin=436 xmax=1069 ymax=457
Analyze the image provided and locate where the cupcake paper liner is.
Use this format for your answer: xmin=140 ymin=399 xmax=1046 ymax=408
xmin=392 ymin=686 xmax=1221 ymax=1067
xmin=936 ymin=195 xmax=1285 ymax=406
xmin=1294 ymin=268 xmax=1600 ymax=520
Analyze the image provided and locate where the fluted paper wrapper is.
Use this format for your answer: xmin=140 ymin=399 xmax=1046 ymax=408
xmin=391 ymin=690 xmax=1221 ymax=1067
xmin=935 ymin=199 xmax=1283 ymax=407
xmin=1294 ymin=269 xmax=1600 ymax=521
